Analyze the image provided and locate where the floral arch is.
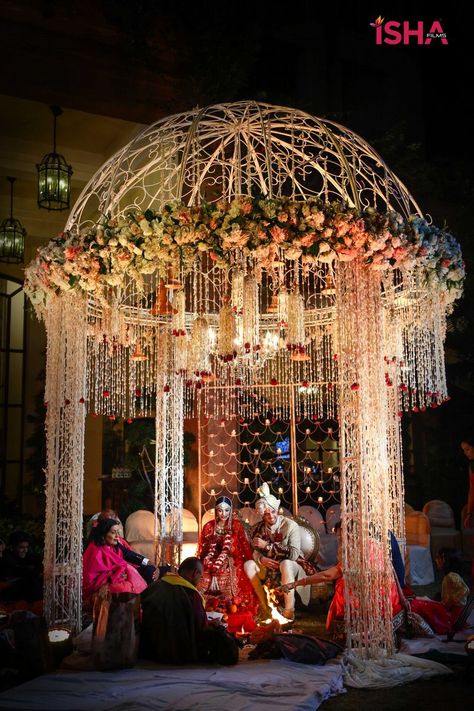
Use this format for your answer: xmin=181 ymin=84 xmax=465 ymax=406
xmin=24 ymin=101 xmax=463 ymax=658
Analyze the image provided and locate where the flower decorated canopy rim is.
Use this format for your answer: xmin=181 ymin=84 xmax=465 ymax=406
xmin=24 ymin=195 xmax=464 ymax=312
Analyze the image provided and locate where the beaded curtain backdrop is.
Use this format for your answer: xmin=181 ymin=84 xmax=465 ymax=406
xmin=24 ymin=102 xmax=464 ymax=658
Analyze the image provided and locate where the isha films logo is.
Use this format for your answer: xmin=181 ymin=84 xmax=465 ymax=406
xmin=370 ymin=16 xmax=448 ymax=45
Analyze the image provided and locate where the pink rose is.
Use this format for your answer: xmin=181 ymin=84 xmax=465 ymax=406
xmin=336 ymin=247 xmax=358 ymax=261
xmin=65 ymin=246 xmax=81 ymax=260
xmin=299 ymin=233 xmax=317 ymax=248
xmin=270 ymin=226 xmax=287 ymax=244
xmin=392 ymin=247 xmax=407 ymax=260
xmin=336 ymin=222 xmax=350 ymax=237
xmin=177 ymin=209 xmax=192 ymax=224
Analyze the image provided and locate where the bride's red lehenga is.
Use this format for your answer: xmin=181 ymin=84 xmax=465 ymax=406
xmin=197 ymin=515 xmax=258 ymax=614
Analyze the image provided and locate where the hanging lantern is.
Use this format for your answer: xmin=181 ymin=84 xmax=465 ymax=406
xmin=37 ymin=106 xmax=73 ymax=211
xmin=164 ymin=265 xmax=182 ymax=290
xmin=150 ymin=280 xmax=177 ymax=316
xmin=322 ymin=273 xmax=336 ymax=296
xmin=0 ymin=177 xmax=26 ymax=264
xmin=130 ymin=342 xmax=147 ymax=362
xmin=267 ymin=293 xmax=279 ymax=312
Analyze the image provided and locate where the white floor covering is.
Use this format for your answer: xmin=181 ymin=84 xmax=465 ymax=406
xmin=400 ymin=612 xmax=474 ymax=658
xmin=0 ymin=658 xmax=345 ymax=711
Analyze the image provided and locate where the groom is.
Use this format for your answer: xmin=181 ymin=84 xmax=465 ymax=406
xmin=243 ymin=483 xmax=311 ymax=621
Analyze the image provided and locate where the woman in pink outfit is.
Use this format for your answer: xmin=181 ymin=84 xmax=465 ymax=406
xmin=82 ymin=518 xmax=147 ymax=603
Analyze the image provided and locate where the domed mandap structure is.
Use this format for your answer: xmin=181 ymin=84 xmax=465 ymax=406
xmin=24 ymin=101 xmax=464 ymax=658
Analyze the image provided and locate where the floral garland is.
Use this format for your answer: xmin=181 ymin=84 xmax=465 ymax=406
xmin=24 ymin=196 xmax=464 ymax=309
xmin=203 ymin=525 xmax=234 ymax=574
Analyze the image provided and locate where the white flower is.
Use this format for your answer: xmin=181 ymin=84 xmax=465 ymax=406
xmin=81 ymin=280 xmax=97 ymax=292
xmin=138 ymin=218 xmax=154 ymax=236
xmin=337 ymin=252 xmax=355 ymax=262
xmin=29 ymin=289 xmax=46 ymax=305
xmin=104 ymin=274 xmax=123 ymax=286
xmin=286 ymin=246 xmax=302 ymax=260
xmin=317 ymin=250 xmax=336 ymax=263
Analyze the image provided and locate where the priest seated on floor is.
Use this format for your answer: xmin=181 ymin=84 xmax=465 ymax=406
xmin=140 ymin=557 xmax=239 ymax=666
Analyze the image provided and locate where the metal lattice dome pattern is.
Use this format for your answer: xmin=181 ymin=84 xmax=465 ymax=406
xmin=67 ymin=101 xmax=422 ymax=231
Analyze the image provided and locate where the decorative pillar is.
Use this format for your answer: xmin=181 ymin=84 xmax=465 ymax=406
xmin=337 ymin=260 xmax=394 ymax=658
xmin=154 ymin=330 xmax=184 ymax=565
xmin=43 ymin=295 xmax=87 ymax=632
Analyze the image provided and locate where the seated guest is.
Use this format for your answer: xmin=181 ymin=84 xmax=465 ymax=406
xmin=140 ymin=557 xmax=238 ymax=665
xmin=86 ymin=509 xmax=125 ymax=539
xmin=433 ymin=548 xmax=469 ymax=606
xmin=89 ymin=510 xmax=160 ymax=584
xmin=435 ymin=546 xmax=466 ymax=578
xmin=0 ymin=531 xmax=43 ymax=602
xmin=281 ymin=521 xmax=402 ymax=636
xmin=82 ymin=518 xmax=147 ymax=604
xmin=244 ymin=483 xmax=312 ymax=621
xmin=403 ymin=547 xmax=470 ymax=633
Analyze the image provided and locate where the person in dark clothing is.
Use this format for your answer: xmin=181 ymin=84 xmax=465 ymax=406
xmin=140 ymin=557 xmax=238 ymax=665
xmin=0 ymin=532 xmax=43 ymax=602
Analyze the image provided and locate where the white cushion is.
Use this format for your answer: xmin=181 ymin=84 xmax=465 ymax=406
xmin=407 ymin=545 xmax=434 ymax=585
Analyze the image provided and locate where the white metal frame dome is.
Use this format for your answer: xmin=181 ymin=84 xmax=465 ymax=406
xmin=67 ymin=101 xmax=422 ymax=231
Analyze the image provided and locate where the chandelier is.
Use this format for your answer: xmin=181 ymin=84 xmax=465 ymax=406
xmin=37 ymin=106 xmax=73 ymax=211
xmin=24 ymin=102 xmax=464 ymax=658
xmin=0 ymin=177 xmax=26 ymax=264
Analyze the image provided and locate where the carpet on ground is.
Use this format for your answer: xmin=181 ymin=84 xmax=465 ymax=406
xmin=0 ymin=658 xmax=345 ymax=711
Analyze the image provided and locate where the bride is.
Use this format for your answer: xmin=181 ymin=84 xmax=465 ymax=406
xmin=197 ymin=496 xmax=257 ymax=614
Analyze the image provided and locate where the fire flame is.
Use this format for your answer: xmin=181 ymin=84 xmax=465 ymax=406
xmin=263 ymin=585 xmax=291 ymax=626
xmin=370 ymin=16 xmax=384 ymax=27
